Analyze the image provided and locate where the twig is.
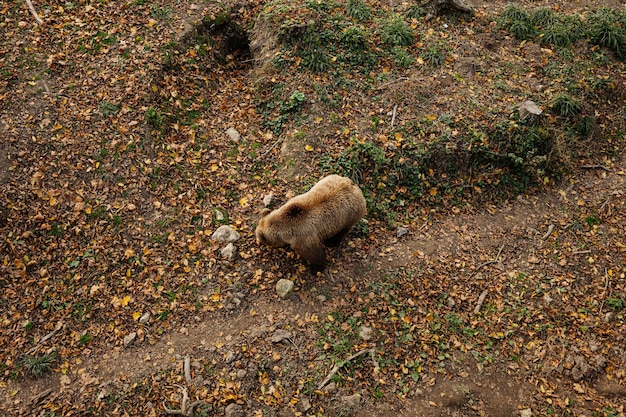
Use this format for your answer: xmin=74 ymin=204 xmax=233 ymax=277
xmin=24 ymin=0 xmax=44 ymax=25
xmin=572 ymin=250 xmax=592 ymax=255
xmin=163 ymin=384 xmax=189 ymax=415
xmin=581 ymin=164 xmax=611 ymax=172
xmin=30 ymin=388 xmax=53 ymax=405
xmin=184 ymin=356 xmax=191 ymax=385
xmin=376 ymin=77 xmax=408 ymax=90
xmin=318 ymin=348 xmax=373 ymax=390
xmin=473 ymin=290 xmax=489 ymax=315
xmin=390 ymin=104 xmax=398 ymax=129
xmin=258 ymin=137 xmax=282 ymax=160
xmin=599 ymin=269 xmax=611 ymax=314
xmin=541 ymin=224 xmax=555 ymax=240
xmin=26 ymin=325 xmax=62 ymax=355
xmin=469 ymin=244 xmax=505 ymax=279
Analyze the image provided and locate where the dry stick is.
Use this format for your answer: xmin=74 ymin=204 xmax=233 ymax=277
xmin=541 ymin=224 xmax=555 ymax=240
xmin=390 ymin=104 xmax=398 ymax=129
xmin=376 ymin=77 xmax=408 ymax=90
xmin=258 ymin=137 xmax=282 ymax=160
xmin=163 ymin=384 xmax=189 ymax=416
xmin=469 ymin=244 xmax=505 ymax=279
xmin=581 ymin=164 xmax=612 ymax=172
xmin=184 ymin=356 xmax=191 ymax=385
xmin=573 ymin=250 xmax=592 ymax=255
xmin=25 ymin=0 xmax=43 ymax=25
xmin=473 ymin=290 xmax=489 ymax=315
xmin=318 ymin=348 xmax=373 ymax=390
xmin=30 ymin=388 xmax=53 ymax=405
xmin=26 ymin=327 xmax=61 ymax=355
xmin=599 ymin=269 xmax=611 ymax=314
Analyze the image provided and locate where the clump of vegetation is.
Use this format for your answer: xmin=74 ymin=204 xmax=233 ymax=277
xmin=551 ymin=93 xmax=582 ymax=117
xmin=19 ymin=352 xmax=58 ymax=378
xmin=346 ymin=0 xmax=371 ymax=21
xmin=587 ymin=8 xmax=626 ymax=60
xmin=380 ymin=16 xmax=415 ymax=47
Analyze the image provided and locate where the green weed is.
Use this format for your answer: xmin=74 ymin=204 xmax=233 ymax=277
xmin=381 ymin=16 xmax=414 ymax=47
xmin=19 ymin=352 xmax=58 ymax=378
xmin=551 ymin=93 xmax=582 ymax=117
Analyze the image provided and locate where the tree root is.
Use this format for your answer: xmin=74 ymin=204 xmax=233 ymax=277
xmin=163 ymin=384 xmax=207 ymax=416
xmin=424 ymin=0 xmax=474 ymax=22
xmin=318 ymin=349 xmax=375 ymax=390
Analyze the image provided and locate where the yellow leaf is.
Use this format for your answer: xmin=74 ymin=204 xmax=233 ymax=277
xmin=426 ymin=115 xmax=437 ymax=121
xmin=121 ymin=296 xmax=131 ymax=307
xmin=125 ymin=248 xmax=135 ymax=258
xmin=394 ymin=132 xmax=403 ymax=141
xmin=211 ymin=164 xmax=219 ymax=172
xmin=132 ymin=311 xmax=141 ymax=321
xmin=429 ymin=188 xmax=437 ymax=196
xmin=239 ymin=197 xmax=248 ymax=207
xmin=148 ymin=19 xmax=157 ymax=27
xmin=305 ymin=144 xmax=313 ymax=151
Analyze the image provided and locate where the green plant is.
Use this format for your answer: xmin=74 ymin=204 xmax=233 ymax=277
xmin=588 ymin=8 xmax=626 ymax=60
xmin=300 ymin=45 xmax=331 ymax=72
xmin=341 ymin=26 xmax=369 ymax=51
xmin=346 ymin=0 xmax=371 ymax=21
xmin=540 ymin=23 xmax=575 ymax=47
xmin=79 ymin=333 xmax=92 ymax=345
xmin=390 ymin=47 xmax=415 ymax=67
xmin=406 ymin=6 xmax=425 ymax=20
xmin=531 ymin=8 xmax=558 ymax=27
xmin=145 ymin=107 xmax=164 ymax=128
xmin=19 ymin=352 xmax=58 ymax=377
xmin=100 ymin=100 xmax=120 ymax=117
xmin=381 ymin=16 xmax=414 ymax=47
xmin=606 ymin=296 xmax=624 ymax=311
xmin=551 ymin=93 xmax=582 ymax=117
xmin=422 ymin=45 xmax=446 ymax=67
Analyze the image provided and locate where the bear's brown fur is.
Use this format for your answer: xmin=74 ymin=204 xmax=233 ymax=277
xmin=255 ymin=175 xmax=367 ymax=272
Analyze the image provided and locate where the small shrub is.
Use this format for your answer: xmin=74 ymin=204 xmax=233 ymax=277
xmin=341 ymin=26 xmax=369 ymax=51
xmin=531 ymin=8 xmax=558 ymax=27
xmin=19 ymin=352 xmax=58 ymax=378
xmin=500 ymin=5 xmax=529 ymax=23
xmin=422 ymin=45 xmax=446 ymax=67
xmin=406 ymin=5 xmax=426 ymax=20
xmin=540 ymin=23 xmax=574 ymax=47
xmin=346 ymin=0 xmax=371 ymax=21
xmin=508 ymin=20 xmax=536 ymax=40
xmin=390 ymin=47 xmax=415 ymax=68
xmin=551 ymin=93 xmax=582 ymax=117
xmin=145 ymin=107 xmax=164 ymax=128
xmin=381 ymin=16 xmax=414 ymax=47
xmin=588 ymin=8 xmax=626 ymax=60
xmin=300 ymin=46 xmax=331 ymax=72
xmin=100 ymin=100 xmax=120 ymax=117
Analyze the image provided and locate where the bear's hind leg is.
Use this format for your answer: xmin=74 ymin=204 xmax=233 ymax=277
xmin=323 ymin=227 xmax=351 ymax=247
xmin=294 ymin=243 xmax=327 ymax=272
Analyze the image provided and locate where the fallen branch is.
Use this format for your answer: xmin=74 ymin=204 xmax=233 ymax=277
xmin=184 ymin=356 xmax=192 ymax=385
xmin=390 ymin=104 xmax=398 ymax=129
xmin=258 ymin=137 xmax=282 ymax=160
xmin=318 ymin=348 xmax=373 ymax=390
xmin=25 ymin=0 xmax=44 ymax=25
xmin=163 ymin=384 xmax=207 ymax=416
xmin=469 ymin=244 xmax=505 ymax=279
xmin=573 ymin=250 xmax=592 ymax=255
xmin=26 ymin=324 xmax=63 ymax=355
xmin=30 ymin=388 xmax=53 ymax=405
xmin=541 ymin=224 xmax=555 ymax=240
xmin=473 ymin=290 xmax=488 ymax=315
xmin=581 ymin=164 xmax=612 ymax=172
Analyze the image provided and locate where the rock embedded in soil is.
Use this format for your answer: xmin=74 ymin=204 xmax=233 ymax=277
xmin=270 ymin=329 xmax=292 ymax=343
xmin=358 ymin=325 xmax=373 ymax=341
xmin=211 ymin=225 xmax=240 ymax=243
xmin=139 ymin=312 xmax=151 ymax=324
xmin=262 ymin=193 xmax=274 ymax=207
xmin=221 ymin=243 xmax=236 ymax=261
xmin=520 ymin=409 xmax=532 ymax=417
xmin=396 ymin=226 xmax=409 ymax=238
xmin=341 ymin=393 xmax=362 ymax=408
xmin=224 ymin=350 xmax=236 ymax=364
xmin=276 ymin=279 xmax=294 ymax=298
xmin=225 ymin=127 xmax=241 ymax=142
xmin=225 ymin=403 xmax=244 ymax=417
xmin=123 ymin=332 xmax=137 ymax=348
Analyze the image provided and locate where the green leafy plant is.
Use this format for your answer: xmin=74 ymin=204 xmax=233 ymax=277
xmin=381 ymin=16 xmax=414 ymax=47
xmin=551 ymin=93 xmax=582 ymax=117
xmin=587 ymin=8 xmax=626 ymax=60
xmin=100 ymin=100 xmax=120 ymax=117
xmin=145 ymin=107 xmax=165 ymax=128
xmin=19 ymin=352 xmax=58 ymax=377
xmin=346 ymin=0 xmax=371 ymax=21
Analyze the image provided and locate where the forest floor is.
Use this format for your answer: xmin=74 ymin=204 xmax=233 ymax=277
xmin=1 ymin=0 xmax=625 ymax=416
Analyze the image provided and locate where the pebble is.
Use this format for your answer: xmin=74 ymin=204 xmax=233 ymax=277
xmin=221 ymin=243 xmax=236 ymax=261
xmin=123 ymin=332 xmax=137 ymax=348
xmin=270 ymin=329 xmax=292 ymax=343
xmin=225 ymin=403 xmax=244 ymax=417
xmin=262 ymin=193 xmax=274 ymax=207
xmin=139 ymin=312 xmax=151 ymax=324
xmin=225 ymin=127 xmax=241 ymax=142
xmin=358 ymin=326 xmax=373 ymax=341
xmin=211 ymin=225 xmax=240 ymax=243
xmin=276 ymin=279 xmax=294 ymax=298
xmin=224 ymin=350 xmax=236 ymax=364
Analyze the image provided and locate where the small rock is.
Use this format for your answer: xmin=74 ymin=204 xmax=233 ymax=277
xmin=262 ymin=193 xmax=274 ymax=207
xmin=520 ymin=408 xmax=532 ymax=417
xmin=604 ymin=312 xmax=615 ymax=323
xmin=396 ymin=226 xmax=409 ymax=238
xmin=123 ymin=332 xmax=137 ymax=348
xmin=236 ymin=369 xmax=247 ymax=379
xmin=270 ymin=329 xmax=292 ymax=343
xmin=589 ymin=340 xmax=599 ymax=352
xmin=341 ymin=393 xmax=361 ymax=408
xmin=139 ymin=312 xmax=151 ymax=324
xmin=224 ymin=350 xmax=236 ymax=364
xmin=276 ymin=279 xmax=294 ymax=298
xmin=358 ymin=326 xmax=373 ymax=341
xmin=225 ymin=403 xmax=244 ymax=417
xmin=221 ymin=243 xmax=236 ymax=261
xmin=225 ymin=127 xmax=241 ymax=142
xmin=300 ymin=397 xmax=311 ymax=412
xmin=211 ymin=225 xmax=240 ymax=243
xmin=519 ymin=100 xmax=542 ymax=119
xmin=215 ymin=210 xmax=225 ymax=221
xmin=414 ymin=388 xmax=424 ymax=396
xmin=317 ymin=295 xmax=327 ymax=303
xmin=324 ymin=382 xmax=337 ymax=394
xmin=446 ymin=297 xmax=456 ymax=308
xmin=594 ymin=355 xmax=607 ymax=370
xmin=543 ymin=293 xmax=553 ymax=304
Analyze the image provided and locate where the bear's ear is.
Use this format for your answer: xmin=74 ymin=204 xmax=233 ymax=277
xmin=260 ymin=208 xmax=271 ymax=218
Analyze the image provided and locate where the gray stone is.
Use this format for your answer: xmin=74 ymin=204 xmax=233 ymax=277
xmin=225 ymin=403 xmax=244 ymax=417
xmin=520 ymin=409 xmax=532 ymax=417
xmin=341 ymin=393 xmax=362 ymax=408
xmin=276 ymin=279 xmax=294 ymax=298
xmin=224 ymin=350 xmax=236 ymax=364
xmin=358 ymin=326 xmax=373 ymax=341
xmin=221 ymin=243 xmax=236 ymax=261
xmin=519 ymin=100 xmax=542 ymax=119
xmin=211 ymin=225 xmax=240 ymax=243
xmin=123 ymin=332 xmax=137 ymax=348
xmin=396 ymin=226 xmax=409 ymax=238
xmin=262 ymin=193 xmax=274 ymax=207
xmin=225 ymin=127 xmax=241 ymax=142
xmin=446 ymin=297 xmax=456 ymax=308
xmin=270 ymin=329 xmax=292 ymax=343
xmin=139 ymin=312 xmax=151 ymax=324
xmin=300 ymin=397 xmax=311 ymax=412
xmin=236 ymin=369 xmax=247 ymax=379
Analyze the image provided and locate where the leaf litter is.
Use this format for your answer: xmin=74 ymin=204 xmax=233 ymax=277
xmin=0 ymin=0 xmax=625 ymax=416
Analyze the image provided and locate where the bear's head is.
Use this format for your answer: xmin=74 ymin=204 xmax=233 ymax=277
xmin=256 ymin=208 xmax=282 ymax=247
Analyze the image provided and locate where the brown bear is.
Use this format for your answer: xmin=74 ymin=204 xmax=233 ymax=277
xmin=255 ymin=175 xmax=367 ymax=272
